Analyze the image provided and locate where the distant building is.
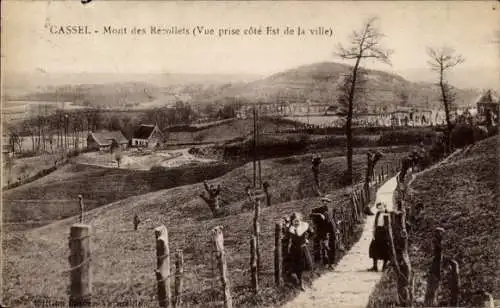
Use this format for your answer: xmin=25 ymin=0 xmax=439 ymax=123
xmin=87 ymin=130 xmax=128 ymax=152
xmin=131 ymin=124 xmax=164 ymax=148
xmin=475 ymin=89 xmax=499 ymax=121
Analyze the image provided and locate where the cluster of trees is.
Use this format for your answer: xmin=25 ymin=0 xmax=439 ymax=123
xmin=5 ymin=99 xmax=245 ymax=155
xmin=6 ymin=108 xmax=103 ymax=154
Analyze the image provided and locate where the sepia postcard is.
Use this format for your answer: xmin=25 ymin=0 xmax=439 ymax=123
xmin=1 ymin=1 xmax=499 ymax=307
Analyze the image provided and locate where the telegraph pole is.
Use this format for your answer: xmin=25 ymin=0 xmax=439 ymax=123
xmin=257 ymin=104 xmax=262 ymax=187
xmin=253 ymin=105 xmax=257 ymax=188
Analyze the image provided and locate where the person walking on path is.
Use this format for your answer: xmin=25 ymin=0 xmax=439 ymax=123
xmin=368 ymin=202 xmax=390 ymax=272
xmin=310 ymin=198 xmax=337 ymax=269
xmin=285 ymin=212 xmax=315 ymax=290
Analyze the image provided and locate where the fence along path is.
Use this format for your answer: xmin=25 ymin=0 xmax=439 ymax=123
xmin=280 ymin=173 xmax=400 ymax=308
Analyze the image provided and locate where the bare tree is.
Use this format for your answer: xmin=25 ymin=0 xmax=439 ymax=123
xmin=336 ymin=17 xmax=392 ymax=181
xmin=399 ymin=89 xmax=410 ymax=107
xmin=200 ymin=180 xmax=222 ymax=217
xmin=427 ymin=46 xmax=465 ymax=151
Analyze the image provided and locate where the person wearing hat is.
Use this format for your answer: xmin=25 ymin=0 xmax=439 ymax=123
xmin=310 ymin=198 xmax=336 ymax=269
xmin=368 ymin=202 xmax=390 ymax=271
xmin=285 ymin=212 xmax=315 ymax=290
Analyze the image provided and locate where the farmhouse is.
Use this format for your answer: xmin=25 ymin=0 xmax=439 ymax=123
xmin=87 ymin=130 xmax=128 ymax=152
xmin=131 ymin=124 xmax=164 ymax=148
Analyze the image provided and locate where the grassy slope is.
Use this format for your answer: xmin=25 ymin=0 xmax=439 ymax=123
xmin=2 ymin=161 xmax=234 ymax=229
xmin=167 ymin=118 xmax=298 ymax=144
xmin=367 ymin=135 xmax=499 ymax=307
xmin=2 ymin=153 xmax=62 ymax=185
xmin=3 ymin=151 xmax=406 ymax=307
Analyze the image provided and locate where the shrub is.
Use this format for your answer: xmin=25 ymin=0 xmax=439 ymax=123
xmin=428 ymin=137 xmax=447 ymax=163
xmin=450 ymin=124 xmax=488 ymax=149
xmin=378 ymin=130 xmax=436 ymax=146
xmin=66 ymin=149 xmax=81 ymax=158
xmin=487 ymin=125 xmax=498 ymax=137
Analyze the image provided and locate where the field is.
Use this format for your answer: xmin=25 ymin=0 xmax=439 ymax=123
xmin=2 ymin=152 xmax=63 ymax=186
xmin=284 ymin=115 xmax=344 ymax=127
xmin=367 ymin=135 xmax=499 ymax=307
xmin=2 ymin=160 xmax=237 ymax=231
xmin=3 ymin=149 xmax=408 ymax=307
xmin=73 ymin=148 xmax=216 ymax=170
xmin=3 ymin=100 xmax=85 ymax=124
xmin=167 ymin=118 xmax=298 ymax=144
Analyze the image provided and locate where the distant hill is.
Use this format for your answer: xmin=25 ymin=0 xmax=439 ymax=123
xmin=3 ymin=72 xmax=261 ymax=107
xmin=4 ymin=63 xmax=482 ymax=111
xmin=214 ymin=62 xmax=480 ymax=111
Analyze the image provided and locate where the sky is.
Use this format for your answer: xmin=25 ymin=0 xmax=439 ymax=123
xmin=2 ymin=1 xmax=499 ymax=83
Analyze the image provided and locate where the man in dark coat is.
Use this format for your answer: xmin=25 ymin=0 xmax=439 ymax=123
xmin=310 ymin=199 xmax=336 ymax=269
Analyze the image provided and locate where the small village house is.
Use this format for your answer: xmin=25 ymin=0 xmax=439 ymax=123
xmin=131 ymin=124 xmax=164 ymax=148
xmin=87 ymin=130 xmax=128 ymax=152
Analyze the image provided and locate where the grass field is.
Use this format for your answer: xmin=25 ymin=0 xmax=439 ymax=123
xmin=167 ymin=118 xmax=298 ymax=144
xmin=3 ymin=150 xmax=407 ymax=307
xmin=2 ymin=153 xmax=63 ymax=186
xmin=73 ymin=148 xmax=214 ymax=170
xmin=2 ymin=161 xmax=236 ymax=231
xmin=367 ymin=135 xmax=499 ymax=307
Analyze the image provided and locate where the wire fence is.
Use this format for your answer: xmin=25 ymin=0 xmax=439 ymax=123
xmin=4 ymin=160 xmax=402 ymax=308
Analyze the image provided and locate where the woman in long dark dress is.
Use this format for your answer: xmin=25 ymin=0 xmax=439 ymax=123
xmin=369 ymin=202 xmax=390 ymax=271
xmin=286 ymin=212 xmax=315 ymax=290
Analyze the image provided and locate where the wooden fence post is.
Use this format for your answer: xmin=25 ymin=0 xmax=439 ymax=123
xmin=274 ymin=222 xmax=283 ymax=286
xmin=393 ymin=211 xmax=412 ymax=306
xmin=385 ymin=215 xmax=398 ymax=271
xmin=78 ymin=195 xmax=84 ymax=224
xmin=359 ymin=190 xmax=364 ymax=218
xmin=424 ymin=227 xmax=445 ymax=307
xmin=174 ymin=249 xmax=184 ymax=308
xmin=252 ymin=195 xmax=262 ymax=272
xmin=250 ymin=236 xmax=259 ymax=293
xmin=155 ymin=225 xmax=171 ymax=308
xmin=351 ymin=196 xmax=359 ymax=224
xmin=69 ymin=223 xmax=92 ymax=307
xmin=212 ymin=226 xmax=233 ymax=308
xmin=341 ymin=208 xmax=348 ymax=244
xmin=449 ymin=259 xmax=460 ymax=307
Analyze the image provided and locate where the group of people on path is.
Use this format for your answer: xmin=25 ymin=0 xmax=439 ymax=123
xmin=281 ymin=172 xmax=410 ymax=290
xmin=281 ymin=197 xmax=341 ymax=290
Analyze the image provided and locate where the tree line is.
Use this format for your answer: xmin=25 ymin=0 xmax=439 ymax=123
xmin=5 ymin=100 xmax=242 ymax=154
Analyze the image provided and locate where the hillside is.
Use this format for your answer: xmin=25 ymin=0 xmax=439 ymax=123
xmin=3 ymin=150 xmax=407 ymax=307
xmin=5 ymin=62 xmax=479 ymax=111
xmin=2 ymin=161 xmax=236 ymax=230
xmin=215 ymin=62 xmax=479 ymax=111
xmin=368 ymin=135 xmax=499 ymax=307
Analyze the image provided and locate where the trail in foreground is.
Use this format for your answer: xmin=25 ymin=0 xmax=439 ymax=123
xmin=279 ymin=175 xmax=399 ymax=308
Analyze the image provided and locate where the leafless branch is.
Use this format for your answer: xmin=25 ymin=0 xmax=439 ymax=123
xmin=336 ymin=16 xmax=393 ymax=65
xmin=426 ymin=46 xmax=465 ymax=72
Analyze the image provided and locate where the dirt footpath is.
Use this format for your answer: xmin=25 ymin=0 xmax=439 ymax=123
xmin=279 ymin=175 xmax=399 ymax=308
